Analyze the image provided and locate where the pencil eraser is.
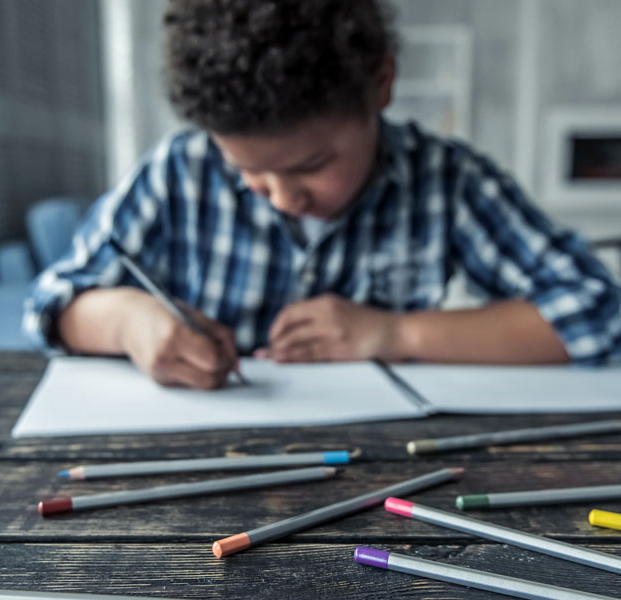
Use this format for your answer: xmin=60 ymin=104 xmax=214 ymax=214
xmin=38 ymin=497 xmax=73 ymax=516
xmin=354 ymin=546 xmax=389 ymax=568
xmin=384 ymin=497 xmax=414 ymax=517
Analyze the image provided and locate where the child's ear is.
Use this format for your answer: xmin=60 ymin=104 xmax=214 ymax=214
xmin=374 ymin=54 xmax=396 ymax=111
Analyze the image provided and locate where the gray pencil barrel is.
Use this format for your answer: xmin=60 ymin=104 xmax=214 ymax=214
xmin=247 ymin=468 xmax=461 ymax=546
xmin=78 ymin=452 xmax=343 ymax=478
xmin=483 ymin=484 xmax=621 ymax=508
xmin=386 ymin=552 xmax=616 ymax=600
xmin=0 ymin=590 xmax=176 ymax=600
xmin=407 ymin=419 xmax=621 ymax=455
xmin=407 ymin=504 xmax=621 ymax=576
xmin=70 ymin=466 xmax=335 ymax=510
xmin=118 ymin=256 xmax=184 ymax=319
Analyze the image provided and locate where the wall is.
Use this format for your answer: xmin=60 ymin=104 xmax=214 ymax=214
xmin=534 ymin=0 xmax=621 ymax=238
xmin=0 ymin=0 xmax=105 ymax=243
xmin=102 ymin=0 xmax=621 ymax=256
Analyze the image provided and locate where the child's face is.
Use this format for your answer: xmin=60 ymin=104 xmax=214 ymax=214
xmin=213 ymin=113 xmax=379 ymax=220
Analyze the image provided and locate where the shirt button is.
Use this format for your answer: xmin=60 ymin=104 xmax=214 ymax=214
xmin=302 ymin=270 xmax=315 ymax=285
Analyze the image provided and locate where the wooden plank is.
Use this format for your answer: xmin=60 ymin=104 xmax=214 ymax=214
xmin=2 ymin=459 xmax=621 ymax=541
xmin=0 ymin=542 xmax=620 ymax=599
xmin=4 ymin=428 xmax=621 ymax=463
xmin=3 ymin=404 xmax=621 ymax=464
xmin=0 ymin=351 xmax=46 ymax=373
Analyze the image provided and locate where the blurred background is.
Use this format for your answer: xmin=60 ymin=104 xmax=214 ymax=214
xmin=0 ymin=0 xmax=620 ymax=348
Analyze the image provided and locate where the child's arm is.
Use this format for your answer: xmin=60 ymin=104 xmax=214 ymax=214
xmin=23 ymin=131 xmax=239 ymax=388
xmin=258 ymin=151 xmax=621 ymax=365
xmin=58 ymin=287 xmax=238 ymax=389
xmin=393 ymin=298 xmax=569 ymax=364
xmin=255 ymin=294 xmax=568 ymax=364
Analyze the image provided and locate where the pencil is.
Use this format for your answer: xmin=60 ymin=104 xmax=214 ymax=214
xmin=0 ymin=590 xmax=180 ymax=600
xmin=108 ymin=236 xmax=248 ymax=385
xmin=589 ymin=509 xmax=621 ymax=532
xmin=406 ymin=419 xmax=621 ymax=455
xmin=354 ymin=546 xmax=616 ymax=600
xmin=456 ymin=484 xmax=621 ymax=510
xmin=212 ymin=467 xmax=463 ymax=558
xmin=38 ymin=466 xmax=337 ymax=516
xmin=58 ymin=451 xmax=351 ymax=479
xmin=385 ymin=497 xmax=621 ymax=576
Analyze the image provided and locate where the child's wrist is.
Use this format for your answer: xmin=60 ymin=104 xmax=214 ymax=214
xmin=390 ymin=311 xmax=424 ymax=360
xmin=115 ymin=287 xmax=149 ymax=353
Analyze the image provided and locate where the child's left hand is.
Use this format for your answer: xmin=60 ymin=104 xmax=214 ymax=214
xmin=254 ymin=293 xmax=400 ymax=363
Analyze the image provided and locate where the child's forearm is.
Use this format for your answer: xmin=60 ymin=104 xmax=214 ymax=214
xmin=58 ymin=287 xmax=142 ymax=354
xmin=393 ymin=299 xmax=570 ymax=364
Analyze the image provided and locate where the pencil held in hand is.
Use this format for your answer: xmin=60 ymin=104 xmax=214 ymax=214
xmin=108 ymin=236 xmax=248 ymax=385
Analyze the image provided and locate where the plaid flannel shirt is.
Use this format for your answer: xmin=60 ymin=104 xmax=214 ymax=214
xmin=23 ymin=119 xmax=621 ymax=363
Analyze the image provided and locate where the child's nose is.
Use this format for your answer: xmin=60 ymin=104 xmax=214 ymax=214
xmin=267 ymin=177 xmax=310 ymax=216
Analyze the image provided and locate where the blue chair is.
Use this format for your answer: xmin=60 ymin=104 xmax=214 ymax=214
xmin=0 ymin=197 xmax=83 ymax=349
xmin=0 ymin=240 xmax=36 ymax=284
xmin=26 ymin=197 xmax=82 ymax=270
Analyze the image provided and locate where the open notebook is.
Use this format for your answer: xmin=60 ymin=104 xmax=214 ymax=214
xmin=11 ymin=356 xmax=621 ymax=437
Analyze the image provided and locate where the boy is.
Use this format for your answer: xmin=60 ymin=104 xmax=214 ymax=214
xmin=23 ymin=0 xmax=621 ymax=390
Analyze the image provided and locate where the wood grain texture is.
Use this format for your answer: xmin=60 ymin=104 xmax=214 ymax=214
xmin=1 ymin=352 xmax=621 ymax=598
xmin=1 ymin=543 xmax=621 ymax=599
xmin=3 ymin=460 xmax=621 ymax=542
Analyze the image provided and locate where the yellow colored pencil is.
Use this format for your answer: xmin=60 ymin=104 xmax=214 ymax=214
xmin=589 ymin=509 xmax=621 ymax=531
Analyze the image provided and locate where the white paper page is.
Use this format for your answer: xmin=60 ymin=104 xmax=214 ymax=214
xmin=391 ymin=363 xmax=621 ymax=413
xmin=11 ymin=357 xmax=424 ymax=438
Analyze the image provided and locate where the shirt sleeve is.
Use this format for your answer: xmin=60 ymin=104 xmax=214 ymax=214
xmin=22 ymin=135 xmax=176 ymax=351
xmin=448 ymin=152 xmax=621 ymax=364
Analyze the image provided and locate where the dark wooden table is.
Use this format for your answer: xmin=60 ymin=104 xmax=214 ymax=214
xmin=1 ymin=352 xmax=621 ymax=599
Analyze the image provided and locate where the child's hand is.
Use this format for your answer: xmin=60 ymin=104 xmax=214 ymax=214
xmin=119 ymin=290 xmax=237 ymax=389
xmin=254 ymin=293 xmax=400 ymax=363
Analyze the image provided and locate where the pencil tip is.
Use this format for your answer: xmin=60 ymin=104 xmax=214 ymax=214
xmin=58 ymin=470 xmax=70 ymax=478
xmin=212 ymin=541 xmax=223 ymax=558
xmin=451 ymin=467 xmax=465 ymax=477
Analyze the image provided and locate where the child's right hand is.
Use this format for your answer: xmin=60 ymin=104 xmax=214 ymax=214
xmin=119 ymin=290 xmax=238 ymax=390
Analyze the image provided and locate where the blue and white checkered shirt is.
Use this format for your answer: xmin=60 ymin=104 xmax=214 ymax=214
xmin=23 ymin=119 xmax=621 ymax=363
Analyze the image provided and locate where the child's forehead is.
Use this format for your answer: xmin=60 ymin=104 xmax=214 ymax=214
xmin=213 ymin=116 xmax=360 ymax=170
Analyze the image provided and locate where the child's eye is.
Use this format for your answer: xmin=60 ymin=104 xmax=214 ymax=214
xmin=292 ymin=159 xmax=331 ymax=174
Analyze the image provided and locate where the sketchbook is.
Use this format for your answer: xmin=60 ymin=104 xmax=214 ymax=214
xmin=11 ymin=357 xmax=621 ymax=437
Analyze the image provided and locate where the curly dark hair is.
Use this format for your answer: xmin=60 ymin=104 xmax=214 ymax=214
xmin=164 ymin=0 xmax=396 ymax=134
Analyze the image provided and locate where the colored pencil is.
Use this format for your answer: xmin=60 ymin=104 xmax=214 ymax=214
xmin=38 ymin=466 xmax=337 ymax=516
xmin=354 ymin=546 xmax=616 ymax=600
xmin=108 ymin=236 xmax=248 ymax=385
xmin=372 ymin=358 xmax=435 ymax=414
xmin=58 ymin=450 xmax=351 ymax=480
xmin=406 ymin=419 xmax=621 ymax=455
xmin=212 ymin=467 xmax=463 ymax=558
xmin=0 ymin=590 xmax=179 ymax=600
xmin=456 ymin=484 xmax=621 ymax=510
xmin=589 ymin=509 xmax=621 ymax=532
xmin=385 ymin=497 xmax=621 ymax=576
